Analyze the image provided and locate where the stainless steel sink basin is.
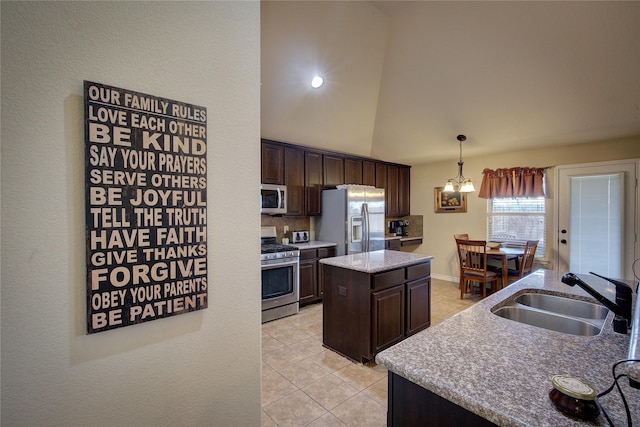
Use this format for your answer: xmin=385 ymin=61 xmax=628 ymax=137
xmin=493 ymin=306 xmax=603 ymax=336
xmin=514 ymin=293 xmax=609 ymax=320
xmin=491 ymin=291 xmax=610 ymax=336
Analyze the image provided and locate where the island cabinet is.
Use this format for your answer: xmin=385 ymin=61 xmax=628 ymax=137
xmin=299 ymin=246 xmax=336 ymax=305
xmin=387 ymin=373 xmax=497 ymax=427
xmin=322 ymin=260 xmax=431 ymax=363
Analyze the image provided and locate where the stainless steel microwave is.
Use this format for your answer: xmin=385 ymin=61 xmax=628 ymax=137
xmin=260 ymin=184 xmax=287 ymax=214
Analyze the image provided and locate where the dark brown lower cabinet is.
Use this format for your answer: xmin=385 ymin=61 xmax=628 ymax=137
xmin=372 ymin=285 xmax=405 ymax=354
xmin=387 ymin=373 xmax=497 ymax=427
xmin=322 ymin=260 xmax=430 ymax=363
xmin=406 ymin=277 xmax=430 ymax=335
xmin=299 ymin=246 xmax=336 ymax=306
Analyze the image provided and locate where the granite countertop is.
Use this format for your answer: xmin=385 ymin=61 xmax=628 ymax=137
xmin=319 ymin=249 xmax=433 ymax=273
xmin=291 ymin=241 xmax=336 ymax=250
xmin=376 ymin=269 xmax=639 ymax=426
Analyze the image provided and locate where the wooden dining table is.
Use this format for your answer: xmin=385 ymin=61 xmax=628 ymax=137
xmin=487 ymin=246 xmax=526 ymax=289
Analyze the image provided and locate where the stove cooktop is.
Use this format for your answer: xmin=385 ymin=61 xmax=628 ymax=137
xmin=260 ymin=244 xmax=299 ymax=262
xmin=261 ymin=244 xmax=299 ymax=254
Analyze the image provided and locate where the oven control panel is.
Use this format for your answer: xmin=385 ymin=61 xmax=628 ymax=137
xmin=292 ymin=230 xmax=309 ymax=243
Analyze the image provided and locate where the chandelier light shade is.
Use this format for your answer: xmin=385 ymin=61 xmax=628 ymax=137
xmin=443 ymin=134 xmax=475 ymax=193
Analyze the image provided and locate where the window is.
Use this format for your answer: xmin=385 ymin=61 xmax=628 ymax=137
xmin=487 ymin=197 xmax=545 ymax=257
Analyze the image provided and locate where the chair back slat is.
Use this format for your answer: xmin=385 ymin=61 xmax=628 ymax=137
xmin=519 ymin=240 xmax=538 ymax=276
xmin=457 ymin=240 xmax=488 ymax=273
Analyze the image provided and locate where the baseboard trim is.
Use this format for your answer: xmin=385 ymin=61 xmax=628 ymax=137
xmin=431 ymin=274 xmax=457 ymax=283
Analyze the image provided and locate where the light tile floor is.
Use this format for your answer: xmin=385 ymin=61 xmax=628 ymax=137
xmin=261 ymin=278 xmax=482 ymax=427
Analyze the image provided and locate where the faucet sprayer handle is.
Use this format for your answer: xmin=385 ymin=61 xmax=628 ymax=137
xmin=588 ymin=272 xmax=633 ymax=295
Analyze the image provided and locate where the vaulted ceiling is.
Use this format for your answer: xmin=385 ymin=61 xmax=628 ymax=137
xmin=261 ymin=1 xmax=640 ymax=166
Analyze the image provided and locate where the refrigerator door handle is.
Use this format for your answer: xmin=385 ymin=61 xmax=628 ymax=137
xmin=362 ymin=202 xmax=369 ymax=252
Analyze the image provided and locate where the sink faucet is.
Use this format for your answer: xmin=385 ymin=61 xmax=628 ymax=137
xmin=561 ymin=272 xmax=633 ymax=334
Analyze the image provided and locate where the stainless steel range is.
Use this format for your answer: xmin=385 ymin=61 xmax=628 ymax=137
xmin=261 ymin=226 xmax=300 ymax=323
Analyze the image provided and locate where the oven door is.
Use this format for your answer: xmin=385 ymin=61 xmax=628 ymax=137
xmin=261 ymin=258 xmax=299 ymax=310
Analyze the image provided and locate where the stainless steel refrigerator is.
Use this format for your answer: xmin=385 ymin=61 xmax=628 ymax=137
xmin=316 ymin=185 xmax=385 ymax=256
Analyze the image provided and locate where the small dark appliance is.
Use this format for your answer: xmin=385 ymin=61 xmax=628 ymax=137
xmin=389 ymin=220 xmax=409 ymax=237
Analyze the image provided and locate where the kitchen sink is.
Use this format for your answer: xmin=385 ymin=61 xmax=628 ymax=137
xmin=514 ymin=293 xmax=609 ymax=320
xmin=492 ymin=306 xmax=603 ymax=336
xmin=491 ymin=291 xmax=610 ymax=336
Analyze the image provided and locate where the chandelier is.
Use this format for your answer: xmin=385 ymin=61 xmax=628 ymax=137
xmin=443 ymin=134 xmax=475 ymax=193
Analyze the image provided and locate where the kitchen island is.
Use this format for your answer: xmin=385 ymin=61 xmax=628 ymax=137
xmin=320 ymin=250 xmax=434 ymax=363
xmin=376 ymin=269 xmax=639 ymax=426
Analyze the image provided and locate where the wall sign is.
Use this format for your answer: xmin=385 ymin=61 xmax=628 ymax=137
xmin=84 ymin=81 xmax=208 ymax=333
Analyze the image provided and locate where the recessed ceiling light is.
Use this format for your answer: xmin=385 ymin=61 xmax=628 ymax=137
xmin=311 ymin=76 xmax=324 ymax=89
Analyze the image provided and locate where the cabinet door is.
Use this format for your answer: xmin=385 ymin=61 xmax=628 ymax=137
xmin=316 ymin=246 xmax=336 ymax=298
xmin=372 ymin=284 xmax=405 ymax=354
xmin=386 ymin=164 xmax=400 ymax=216
xmin=398 ymin=166 xmax=411 ymax=216
xmin=299 ymin=260 xmax=317 ymax=305
xmin=305 ymin=151 xmax=323 ymax=216
xmin=362 ymin=161 xmax=376 ymax=186
xmin=344 ymin=158 xmax=363 ymax=185
xmin=324 ymin=154 xmax=344 ymax=188
xmin=285 ymin=146 xmax=305 ymax=215
xmin=385 ymin=239 xmax=401 ymax=251
xmin=261 ymin=141 xmax=284 ymax=185
xmin=406 ymin=277 xmax=430 ymax=336
xmin=375 ymin=162 xmax=387 ymax=190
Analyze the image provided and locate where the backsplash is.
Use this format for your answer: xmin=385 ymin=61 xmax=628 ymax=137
xmin=386 ymin=215 xmax=423 ymax=238
xmin=261 ymin=214 xmax=424 ymax=243
xmin=261 ymin=216 xmax=310 ymax=242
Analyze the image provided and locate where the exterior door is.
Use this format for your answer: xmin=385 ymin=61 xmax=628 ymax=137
xmin=556 ymin=160 xmax=638 ymax=280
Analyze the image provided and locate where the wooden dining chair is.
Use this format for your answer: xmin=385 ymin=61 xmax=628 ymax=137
xmin=499 ymin=240 xmax=539 ymax=284
xmin=456 ymin=239 xmax=501 ymax=299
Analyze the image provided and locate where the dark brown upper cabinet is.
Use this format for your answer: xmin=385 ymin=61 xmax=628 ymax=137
xmin=398 ymin=165 xmax=411 ymax=217
xmin=284 ymin=146 xmax=305 ymax=216
xmin=362 ymin=160 xmax=376 ymax=186
xmin=261 ymin=140 xmax=285 ymax=185
xmin=323 ymin=154 xmax=344 ymax=188
xmin=305 ymin=150 xmax=323 ymax=216
xmin=376 ymin=162 xmax=411 ymax=217
xmin=260 ymin=139 xmax=410 ymax=217
xmin=344 ymin=157 xmax=363 ymax=185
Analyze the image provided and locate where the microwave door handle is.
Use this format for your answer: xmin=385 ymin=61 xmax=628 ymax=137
xmin=362 ymin=203 xmax=369 ymax=252
xmin=277 ymin=187 xmax=283 ymax=209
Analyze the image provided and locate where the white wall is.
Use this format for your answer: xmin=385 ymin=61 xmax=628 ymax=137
xmin=1 ymin=2 xmax=261 ymax=425
xmin=410 ymin=137 xmax=640 ymax=282
xmin=260 ymin=1 xmax=388 ymax=157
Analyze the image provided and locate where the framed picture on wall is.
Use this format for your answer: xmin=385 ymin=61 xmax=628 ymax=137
xmin=434 ymin=187 xmax=467 ymax=213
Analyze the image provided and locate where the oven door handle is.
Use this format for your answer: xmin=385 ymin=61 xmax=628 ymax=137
xmin=261 ymin=259 xmax=300 ymax=269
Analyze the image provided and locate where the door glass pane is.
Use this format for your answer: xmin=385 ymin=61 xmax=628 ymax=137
xmin=262 ymin=266 xmax=293 ymax=299
xmin=569 ymin=174 xmax=622 ymax=277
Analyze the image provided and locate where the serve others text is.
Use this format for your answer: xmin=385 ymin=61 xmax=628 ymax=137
xmin=84 ymin=81 xmax=208 ymax=333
